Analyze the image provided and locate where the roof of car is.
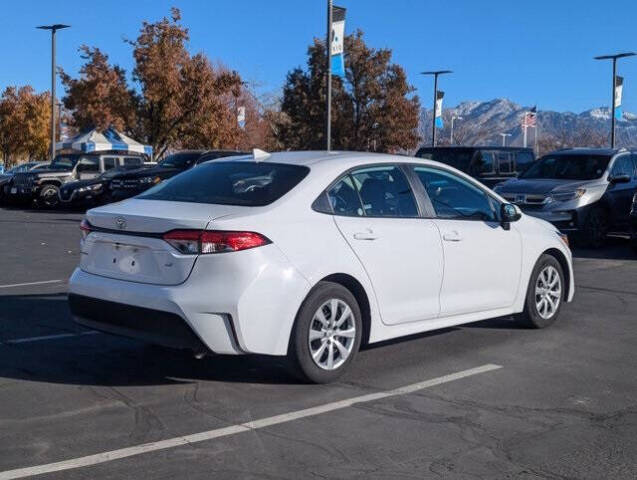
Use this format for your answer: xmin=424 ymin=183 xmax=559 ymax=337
xmin=548 ymin=147 xmax=630 ymax=156
xmin=417 ymin=146 xmax=533 ymax=152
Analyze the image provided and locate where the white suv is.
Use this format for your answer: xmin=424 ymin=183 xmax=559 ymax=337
xmin=69 ymin=151 xmax=574 ymax=383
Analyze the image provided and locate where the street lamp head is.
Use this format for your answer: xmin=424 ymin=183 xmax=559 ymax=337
xmin=420 ymin=70 xmax=453 ymax=76
xmin=36 ymin=24 xmax=70 ymax=31
xmin=594 ymin=52 xmax=636 ymax=61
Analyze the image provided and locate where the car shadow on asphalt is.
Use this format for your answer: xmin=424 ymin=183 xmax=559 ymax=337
xmin=571 ymin=236 xmax=636 ymax=261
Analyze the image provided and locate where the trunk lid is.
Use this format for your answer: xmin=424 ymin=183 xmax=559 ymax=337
xmin=81 ymin=199 xmax=246 ymax=285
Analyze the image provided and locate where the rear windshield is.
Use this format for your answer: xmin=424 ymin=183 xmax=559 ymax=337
xmin=137 ymin=161 xmax=310 ymax=206
xmin=521 ymin=154 xmax=611 ymax=180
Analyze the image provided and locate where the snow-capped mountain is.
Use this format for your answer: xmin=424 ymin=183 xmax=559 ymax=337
xmin=420 ymin=98 xmax=637 ymax=152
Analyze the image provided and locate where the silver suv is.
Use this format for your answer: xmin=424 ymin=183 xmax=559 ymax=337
xmin=494 ymin=148 xmax=637 ymax=247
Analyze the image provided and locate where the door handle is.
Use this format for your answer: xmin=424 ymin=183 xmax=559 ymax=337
xmin=442 ymin=231 xmax=462 ymax=242
xmin=353 ymin=230 xmax=378 ymax=241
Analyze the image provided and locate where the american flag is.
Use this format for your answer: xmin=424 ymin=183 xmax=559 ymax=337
xmin=522 ymin=106 xmax=537 ymax=127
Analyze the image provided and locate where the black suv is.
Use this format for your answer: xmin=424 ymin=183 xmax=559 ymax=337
xmin=630 ymin=192 xmax=637 ymax=251
xmin=415 ymin=146 xmax=536 ymax=188
xmin=6 ymin=153 xmax=146 ymax=208
xmin=109 ymin=150 xmax=246 ymax=201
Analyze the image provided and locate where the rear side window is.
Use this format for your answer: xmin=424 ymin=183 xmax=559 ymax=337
xmin=326 ymin=165 xmax=419 ymax=218
xmin=327 ymin=176 xmax=363 ymax=216
xmin=138 ymin=161 xmax=309 ymax=206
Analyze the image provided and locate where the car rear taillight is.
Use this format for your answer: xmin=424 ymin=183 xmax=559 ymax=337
xmin=163 ymin=230 xmax=270 ymax=254
xmin=80 ymin=219 xmax=92 ymax=240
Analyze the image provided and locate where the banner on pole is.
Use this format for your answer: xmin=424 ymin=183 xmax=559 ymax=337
xmin=615 ymin=76 xmax=624 ymax=120
xmin=331 ymin=6 xmax=346 ymax=77
xmin=435 ymin=91 xmax=444 ymax=128
xmin=237 ymin=106 xmax=246 ymax=129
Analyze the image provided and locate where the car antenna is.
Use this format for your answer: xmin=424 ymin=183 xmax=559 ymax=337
xmin=252 ymin=149 xmax=270 ymax=162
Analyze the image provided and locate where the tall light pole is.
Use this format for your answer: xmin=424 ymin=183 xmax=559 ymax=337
xmin=450 ymin=115 xmax=462 ymax=145
xmin=594 ymin=52 xmax=635 ymax=148
xmin=37 ymin=24 xmax=70 ymax=161
xmin=499 ymin=133 xmax=511 ymax=146
xmin=325 ymin=0 xmax=333 ymax=152
xmin=421 ymin=70 xmax=452 ymax=147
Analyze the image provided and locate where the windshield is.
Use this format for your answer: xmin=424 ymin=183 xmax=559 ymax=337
xmin=50 ymin=155 xmax=80 ymax=170
xmin=521 ymin=154 xmax=611 ymax=180
xmin=138 ymin=161 xmax=310 ymax=206
xmin=158 ymin=152 xmax=202 ymax=169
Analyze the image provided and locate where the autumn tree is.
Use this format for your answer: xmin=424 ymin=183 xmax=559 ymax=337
xmin=0 ymin=86 xmax=50 ymax=166
xmin=276 ymin=30 xmax=420 ymax=152
xmin=60 ymin=46 xmax=135 ymax=132
xmin=127 ymin=8 xmax=243 ymax=157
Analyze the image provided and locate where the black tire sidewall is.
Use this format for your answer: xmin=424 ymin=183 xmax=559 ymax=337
xmin=583 ymin=207 xmax=608 ymax=248
xmin=290 ymin=282 xmax=362 ymax=384
xmin=521 ymin=254 xmax=565 ymax=329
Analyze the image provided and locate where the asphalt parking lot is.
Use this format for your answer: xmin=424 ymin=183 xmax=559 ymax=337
xmin=1 ymin=206 xmax=637 ymax=480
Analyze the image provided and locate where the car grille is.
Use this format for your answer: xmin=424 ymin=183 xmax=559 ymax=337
xmin=12 ymin=173 xmax=35 ymax=188
xmin=501 ymin=193 xmax=549 ymax=210
xmin=111 ymin=178 xmax=139 ymax=189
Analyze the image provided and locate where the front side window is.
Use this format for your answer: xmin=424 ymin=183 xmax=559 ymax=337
xmin=138 ymin=161 xmax=309 ymax=206
xmin=414 ymin=167 xmax=496 ymax=221
xmin=610 ymin=155 xmax=633 ymax=178
xmin=77 ymin=156 xmax=99 ymax=173
xmin=103 ymin=157 xmax=117 ymax=170
xmin=123 ymin=157 xmax=143 ymax=167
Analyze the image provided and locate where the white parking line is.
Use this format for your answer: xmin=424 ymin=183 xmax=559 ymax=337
xmin=0 ymin=280 xmax=63 ymax=289
xmin=0 ymin=363 xmax=501 ymax=480
xmin=1 ymin=331 xmax=100 ymax=345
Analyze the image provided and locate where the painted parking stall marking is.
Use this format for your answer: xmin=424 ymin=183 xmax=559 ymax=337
xmin=0 ymin=280 xmax=63 ymax=289
xmin=1 ymin=331 xmax=100 ymax=345
xmin=0 ymin=364 xmax=502 ymax=480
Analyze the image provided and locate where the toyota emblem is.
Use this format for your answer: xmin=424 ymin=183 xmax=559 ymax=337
xmin=115 ymin=217 xmax=127 ymax=230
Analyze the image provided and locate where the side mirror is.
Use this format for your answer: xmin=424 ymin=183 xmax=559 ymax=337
xmin=609 ymin=174 xmax=631 ymax=184
xmin=501 ymin=203 xmax=521 ymax=230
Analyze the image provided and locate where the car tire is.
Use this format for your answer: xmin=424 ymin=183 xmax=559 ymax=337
xmin=581 ymin=206 xmax=609 ymax=248
xmin=288 ymin=281 xmax=362 ymax=384
xmin=517 ymin=254 xmax=565 ymax=329
xmin=39 ymin=184 xmax=60 ymax=209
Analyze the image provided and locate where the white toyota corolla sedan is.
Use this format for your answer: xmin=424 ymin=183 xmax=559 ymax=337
xmin=69 ymin=151 xmax=574 ymax=383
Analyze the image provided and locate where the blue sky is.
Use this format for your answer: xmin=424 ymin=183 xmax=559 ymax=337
xmin=1 ymin=0 xmax=636 ymax=113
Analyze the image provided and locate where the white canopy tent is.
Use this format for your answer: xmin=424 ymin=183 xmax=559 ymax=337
xmin=56 ymin=127 xmax=153 ymax=157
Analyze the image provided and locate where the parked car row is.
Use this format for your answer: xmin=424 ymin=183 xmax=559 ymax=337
xmin=0 ymin=149 xmax=245 ymax=209
xmin=3 ymin=145 xmax=637 ymax=251
xmin=493 ymin=147 xmax=637 ymax=248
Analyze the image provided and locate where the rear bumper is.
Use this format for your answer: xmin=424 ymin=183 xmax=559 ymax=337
xmin=68 ymin=244 xmax=312 ymax=356
xmin=69 ymin=293 xmax=210 ymax=352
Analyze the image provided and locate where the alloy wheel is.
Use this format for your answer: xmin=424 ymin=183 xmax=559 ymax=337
xmin=308 ymin=298 xmax=356 ymax=370
xmin=534 ymin=265 xmax=562 ymax=320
